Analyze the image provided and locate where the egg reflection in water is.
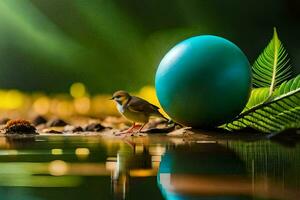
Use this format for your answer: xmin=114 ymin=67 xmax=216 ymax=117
xmin=157 ymin=142 xmax=300 ymax=200
xmin=158 ymin=143 xmax=250 ymax=200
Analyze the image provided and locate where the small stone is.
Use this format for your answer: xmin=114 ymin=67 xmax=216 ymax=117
xmin=41 ymin=127 xmax=64 ymax=133
xmin=84 ymin=123 xmax=105 ymax=132
xmin=64 ymin=125 xmax=83 ymax=133
xmin=32 ymin=115 xmax=47 ymax=126
xmin=48 ymin=130 xmax=63 ymax=134
xmin=5 ymin=119 xmax=37 ymax=134
xmin=167 ymin=127 xmax=193 ymax=136
xmin=47 ymin=119 xmax=68 ymax=127
xmin=73 ymin=126 xmax=84 ymax=132
xmin=0 ymin=118 xmax=10 ymax=125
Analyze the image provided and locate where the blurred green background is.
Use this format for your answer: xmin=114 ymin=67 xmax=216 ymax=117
xmin=0 ymin=0 xmax=299 ymax=94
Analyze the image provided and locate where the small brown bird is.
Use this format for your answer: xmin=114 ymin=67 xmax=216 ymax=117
xmin=111 ymin=90 xmax=168 ymax=133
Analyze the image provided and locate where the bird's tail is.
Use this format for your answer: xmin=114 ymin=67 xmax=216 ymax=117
xmin=156 ymin=111 xmax=184 ymax=127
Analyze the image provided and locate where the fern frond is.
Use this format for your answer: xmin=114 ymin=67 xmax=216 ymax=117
xmin=223 ymin=75 xmax=300 ymax=133
xmin=252 ymin=28 xmax=292 ymax=96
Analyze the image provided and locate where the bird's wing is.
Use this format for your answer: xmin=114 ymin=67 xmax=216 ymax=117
xmin=127 ymin=96 xmax=160 ymax=114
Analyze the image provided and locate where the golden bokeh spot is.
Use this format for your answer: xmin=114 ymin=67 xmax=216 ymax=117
xmin=33 ymin=96 xmax=50 ymax=115
xmin=51 ymin=148 xmax=63 ymax=155
xmin=51 ymin=100 xmax=74 ymax=117
xmin=49 ymin=160 xmax=69 ymax=176
xmin=70 ymin=82 xmax=86 ymax=98
xmin=0 ymin=90 xmax=24 ymax=109
xmin=75 ymin=148 xmax=90 ymax=159
xmin=74 ymin=97 xmax=90 ymax=114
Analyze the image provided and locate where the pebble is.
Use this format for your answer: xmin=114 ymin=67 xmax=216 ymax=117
xmin=47 ymin=130 xmax=63 ymax=134
xmin=64 ymin=125 xmax=84 ymax=133
xmin=84 ymin=123 xmax=105 ymax=132
xmin=4 ymin=119 xmax=37 ymax=134
xmin=47 ymin=119 xmax=68 ymax=127
xmin=32 ymin=115 xmax=47 ymax=126
xmin=0 ymin=118 xmax=10 ymax=125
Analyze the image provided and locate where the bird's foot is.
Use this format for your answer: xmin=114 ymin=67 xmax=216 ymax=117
xmin=115 ymin=124 xmax=142 ymax=136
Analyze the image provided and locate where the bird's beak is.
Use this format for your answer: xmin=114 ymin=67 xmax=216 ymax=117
xmin=109 ymin=97 xmax=114 ymax=100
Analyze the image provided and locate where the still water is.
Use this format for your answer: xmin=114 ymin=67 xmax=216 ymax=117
xmin=0 ymin=134 xmax=299 ymax=200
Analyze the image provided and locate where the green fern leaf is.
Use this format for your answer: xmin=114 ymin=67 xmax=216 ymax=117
xmin=243 ymin=88 xmax=269 ymax=110
xmin=223 ymin=74 xmax=300 ymax=133
xmin=252 ymin=27 xmax=292 ymax=96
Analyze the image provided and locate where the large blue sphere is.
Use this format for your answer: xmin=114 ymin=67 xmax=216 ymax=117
xmin=155 ymin=35 xmax=251 ymax=127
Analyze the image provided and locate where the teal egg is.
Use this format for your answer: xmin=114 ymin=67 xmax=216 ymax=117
xmin=155 ymin=35 xmax=251 ymax=127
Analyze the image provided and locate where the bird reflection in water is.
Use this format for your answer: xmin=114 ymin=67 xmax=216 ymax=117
xmin=109 ymin=138 xmax=165 ymax=200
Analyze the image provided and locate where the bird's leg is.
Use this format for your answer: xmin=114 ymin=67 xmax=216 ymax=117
xmin=122 ymin=123 xmax=146 ymax=137
xmin=125 ymin=122 xmax=136 ymax=133
xmin=119 ymin=123 xmax=146 ymax=137
xmin=118 ymin=123 xmax=140 ymax=134
xmin=137 ymin=123 xmax=146 ymax=133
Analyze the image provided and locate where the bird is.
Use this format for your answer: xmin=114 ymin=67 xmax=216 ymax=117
xmin=110 ymin=90 xmax=168 ymax=134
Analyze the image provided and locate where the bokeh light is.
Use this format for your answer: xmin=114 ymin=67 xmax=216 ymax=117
xmin=74 ymin=97 xmax=90 ymax=114
xmin=75 ymin=148 xmax=90 ymax=160
xmin=33 ymin=96 xmax=50 ymax=115
xmin=0 ymin=90 xmax=24 ymax=109
xmin=51 ymin=149 xmax=63 ymax=155
xmin=70 ymin=83 xmax=86 ymax=98
xmin=0 ymin=82 xmax=166 ymax=121
xmin=49 ymin=160 xmax=69 ymax=176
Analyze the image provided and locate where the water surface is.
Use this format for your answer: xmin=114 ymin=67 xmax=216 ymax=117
xmin=0 ymin=134 xmax=299 ymax=200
